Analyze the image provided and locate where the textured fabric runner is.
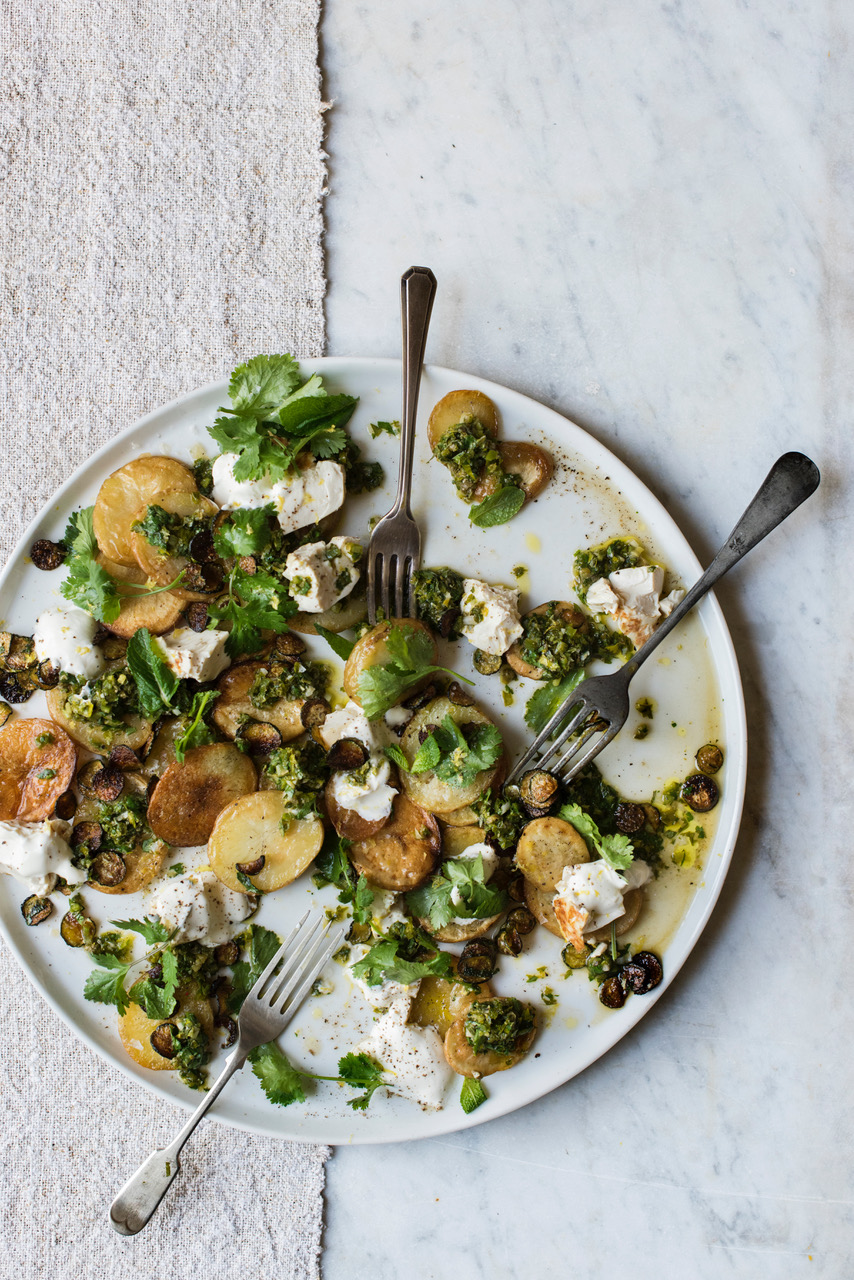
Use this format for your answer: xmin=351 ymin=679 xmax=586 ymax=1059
xmin=0 ymin=1 xmax=328 ymax=1275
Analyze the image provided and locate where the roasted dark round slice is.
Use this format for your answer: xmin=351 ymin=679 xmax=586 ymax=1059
xmin=36 ymin=661 xmax=60 ymax=690
xmin=621 ymin=951 xmax=663 ymax=993
xmin=681 ymin=774 xmax=720 ymax=812
xmin=108 ymin=744 xmax=140 ymax=771
xmin=54 ymin=790 xmax=78 ymax=821
xmin=71 ymin=821 xmax=103 ymax=856
xmin=89 ymin=764 xmax=125 ymax=803
xmin=184 ymin=602 xmax=209 ymax=632
xmin=300 ymin=698 xmax=330 ymax=732
xmin=60 ymin=910 xmax=94 ymax=948
xmin=30 ymin=538 xmax=66 ymax=571
xmin=150 ymin=1023 xmax=177 ymax=1060
xmin=457 ymin=940 xmax=498 ymax=984
xmin=519 ymin=770 xmax=560 ymax=818
xmin=235 ymin=720 xmax=283 ymax=756
xmin=614 ymin=802 xmax=646 ymax=834
xmin=21 ymin=895 xmax=53 ymax=926
xmin=599 ymin=975 xmax=626 ymax=1009
xmin=326 ymin=737 xmax=369 ymax=772
xmin=89 ymin=850 xmax=127 ymax=887
xmin=695 ymin=744 xmax=724 ymax=775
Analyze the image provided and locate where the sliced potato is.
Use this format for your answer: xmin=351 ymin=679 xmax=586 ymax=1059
xmin=147 ymin=744 xmax=257 ymax=846
xmin=130 ymin=490 xmax=220 ymax=601
xmin=349 ymin=792 xmax=440 ymax=891
xmin=427 ymin=390 xmax=500 ymax=451
xmin=523 ymin=878 xmax=563 ymax=938
xmin=342 ymin=619 xmax=437 ymax=708
xmin=209 ymin=791 xmax=323 ymax=893
xmin=441 ymin=825 xmax=487 ymax=859
xmin=505 ymin=601 xmax=588 ymax=680
xmin=211 ymin=660 xmax=305 ymax=742
xmin=441 ymin=803 xmax=480 ymax=827
xmin=325 ymin=773 xmax=395 ymax=841
xmin=119 ymin=986 xmax=214 ymax=1071
xmin=444 ymin=1011 xmax=536 ymax=1079
xmin=97 ymin=554 xmax=185 ymax=638
xmin=0 ymin=718 xmax=77 ymax=820
xmin=411 ymin=977 xmax=494 ymax=1038
xmin=398 ymin=696 xmax=504 ymax=814
xmin=289 ymin=586 xmax=368 ymax=636
xmin=93 ymin=456 xmax=197 ymax=566
xmin=45 ymin=679 xmax=154 ymax=756
xmin=515 ymin=816 xmax=589 ymax=893
xmin=587 ymin=887 xmax=645 ymax=942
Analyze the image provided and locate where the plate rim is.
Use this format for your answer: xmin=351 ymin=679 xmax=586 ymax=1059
xmin=0 ymin=356 xmax=747 ymax=1143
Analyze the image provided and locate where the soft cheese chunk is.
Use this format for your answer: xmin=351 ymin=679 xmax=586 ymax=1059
xmin=357 ymin=999 xmax=453 ymax=1110
xmin=147 ymin=867 xmax=253 ymax=946
xmin=33 ymin=605 xmax=105 ymax=679
xmin=0 ymin=818 xmax=82 ymax=896
xmin=154 ymin=628 xmax=231 ymax=682
xmin=587 ymin=565 xmax=685 ymax=648
xmin=349 ymin=948 xmax=420 ymax=1009
xmin=318 ymin=700 xmax=377 ymax=752
xmin=211 ymin=453 xmax=345 ymax=534
xmin=460 ymin=579 xmax=523 ymax=655
xmin=283 ymin=537 xmax=361 ymax=612
xmin=322 ymin=699 xmax=398 ymax=823
xmin=552 ymin=859 xmax=652 ymax=948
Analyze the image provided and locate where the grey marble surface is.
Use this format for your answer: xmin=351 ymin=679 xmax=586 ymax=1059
xmin=319 ymin=2 xmax=852 ymax=1276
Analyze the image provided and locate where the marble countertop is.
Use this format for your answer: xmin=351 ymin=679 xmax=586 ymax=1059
xmin=319 ymin=2 xmax=851 ymax=1276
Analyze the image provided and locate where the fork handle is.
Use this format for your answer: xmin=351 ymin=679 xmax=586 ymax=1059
xmin=395 ymin=266 xmax=437 ymax=513
xmin=623 ymin=451 xmax=820 ymax=677
xmin=108 ymin=1045 xmax=247 ymax=1236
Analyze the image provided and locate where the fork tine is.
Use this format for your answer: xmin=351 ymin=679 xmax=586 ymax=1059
xmin=275 ymin=927 xmax=348 ymax=1018
xmin=367 ymin=554 xmax=379 ymax=625
xmin=549 ymin=719 xmax=607 ymax=776
xmin=379 ymin=553 xmax=392 ymax=621
xmin=251 ymin=909 xmax=311 ymax=995
xmin=505 ymin=693 xmax=590 ymax=783
xmin=267 ymin=921 xmax=344 ymax=1013
xmin=554 ymin=721 xmax=619 ymax=782
xmin=262 ymin=914 xmax=327 ymax=1007
xmin=393 ymin=553 xmax=405 ymax=618
xmin=401 ymin=557 xmax=415 ymax=618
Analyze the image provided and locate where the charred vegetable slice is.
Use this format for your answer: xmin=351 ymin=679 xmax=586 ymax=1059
xmin=681 ymin=773 xmax=720 ymax=812
xmin=30 ymin=538 xmax=66 ymax=571
xmin=21 ymin=895 xmax=53 ymax=926
xmin=696 ymin=744 xmax=724 ymax=775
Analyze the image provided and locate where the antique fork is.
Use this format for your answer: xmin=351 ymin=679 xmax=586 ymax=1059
xmin=506 ymin=451 xmax=820 ymax=787
xmin=109 ymin=910 xmax=347 ymax=1236
xmin=366 ymin=265 xmax=437 ymax=622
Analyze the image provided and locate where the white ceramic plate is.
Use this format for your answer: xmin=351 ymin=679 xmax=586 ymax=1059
xmin=0 ymin=358 xmax=746 ymax=1143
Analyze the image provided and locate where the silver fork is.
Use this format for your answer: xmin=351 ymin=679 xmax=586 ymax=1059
xmin=506 ymin=451 xmax=820 ymax=787
xmin=366 ymin=265 xmax=437 ymax=622
xmin=108 ymin=910 xmax=347 ymax=1236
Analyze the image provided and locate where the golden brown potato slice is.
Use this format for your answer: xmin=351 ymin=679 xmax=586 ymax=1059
xmin=505 ymin=601 xmax=589 ymax=680
xmin=440 ymin=803 xmax=480 ymax=827
xmin=349 ymin=792 xmax=440 ymax=891
xmin=45 ymin=678 xmax=154 ymax=756
xmin=119 ymin=986 xmax=214 ymax=1072
xmin=0 ymin=718 xmax=77 ymax=820
xmin=398 ymin=696 xmax=504 ymax=814
xmin=587 ymin=887 xmax=645 ymax=942
xmin=208 ymin=791 xmax=323 ymax=893
xmin=410 ymin=977 xmax=494 ymax=1038
xmin=444 ymin=1012 xmax=536 ymax=1079
xmin=93 ymin=456 xmax=197 ymax=566
xmin=342 ymin=619 xmax=437 ymax=708
xmin=470 ymin=442 xmax=554 ymax=505
xmin=427 ymin=390 xmax=500 ymax=451
xmin=289 ymin=587 xmax=368 ymax=636
xmin=324 ymin=772 xmax=396 ymax=841
xmin=130 ymin=490 xmax=220 ymax=601
xmin=515 ymin=815 xmax=589 ymax=893
xmin=147 ymin=743 xmax=257 ymax=846
xmin=523 ymin=878 xmax=563 ymax=937
xmin=211 ymin=660 xmax=306 ymax=742
xmin=96 ymin=554 xmax=185 ymax=638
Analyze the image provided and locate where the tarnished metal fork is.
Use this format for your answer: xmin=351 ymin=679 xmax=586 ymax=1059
xmin=367 ymin=266 xmax=437 ymax=622
xmin=109 ymin=910 xmax=347 ymax=1236
xmin=506 ymin=451 xmax=820 ymax=787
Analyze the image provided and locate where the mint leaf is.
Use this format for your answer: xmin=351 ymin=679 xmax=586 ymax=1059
xmin=213 ymin=506 xmax=274 ymax=558
xmin=558 ymin=802 xmax=635 ymax=871
xmin=460 ymin=1077 xmax=487 ymax=1114
xmin=272 ymin=393 xmax=357 ymax=437
xmin=248 ymin=1041 xmax=306 ymax=1107
xmin=126 ymin=627 xmax=184 ymax=719
xmin=409 ymin=733 xmax=442 ymax=774
xmin=383 ymin=743 xmax=409 ymax=771
xmin=524 ymin=670 xmax=586 ymax=735
xmin=368 ymin=420 xmax=401 ymax=439
xmin=314 ymin=624 xmax=355 ymax=661
xmin=469 ymin=485 xmax=525 ymax=528
xmin=174 ymin=690 xmax=220 ymax=764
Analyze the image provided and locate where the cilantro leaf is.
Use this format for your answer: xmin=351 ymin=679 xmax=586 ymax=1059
xmin=460 ymin=1077 xmax=488 ymax=1114
xmin=404 ymin=876 xmax=456 ymax=931
xmin=409 ymin=715 xmax=502 ymax=788
xmin=229 ymin=924 xmax=282 ymax=1013
xmin=311 ymin=833 xmax=373 ymax=923
xmin=126 ymin=627 xmax=184 ymax=719
xmin=524 ymin=670 xmax=586 ymax=736
xmin=406 ymin=855 xmax=508 ymax=931
xmin=110 ymin=916 xmax=172 ymax=945
xmin=129 ymin=947 xmax=179 ymax=1020
xmin=357 ymin=624 xmax=474 ymax=720
xmin=208 ymin=564 xmax=297 ymax=657
xmin=337 ymin=1053 xmax=386 ymax=1111
xmin=558 ymin=802 xmax=635 ymax=871
xmin=469 ymin=484 xmax=525 ymax=528
xmin=248 ymin=1041 xmax=306 ymax=1107
xmin=60 ymin=507 xmax=122 ymax=624
xmin=83 ymin=952 xmax=134 ymax=1015
xmin=174 ymin=690 xmax=220 ymax=764
xmin=213 ymin=506 xmax=274 ymax=558
xmin=352 ymin=875 xmax=375 ymax=926
xmin=228 ymin=354 xmax=302 ymax=415
xmin=368 ymin=420 xmax=401 ymax=439
xmin=350 ymin=938 xmax=452 ymax=987
xmin=314 ymin=623 xmax=355 ymax=661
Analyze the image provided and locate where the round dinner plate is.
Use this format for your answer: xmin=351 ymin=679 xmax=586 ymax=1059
xmin=0 ymin=357 xmax=746 ymax=1143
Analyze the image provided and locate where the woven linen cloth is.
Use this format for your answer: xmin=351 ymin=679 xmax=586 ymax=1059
xmin=0 ymin=1 xmax=329 ymax=1275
